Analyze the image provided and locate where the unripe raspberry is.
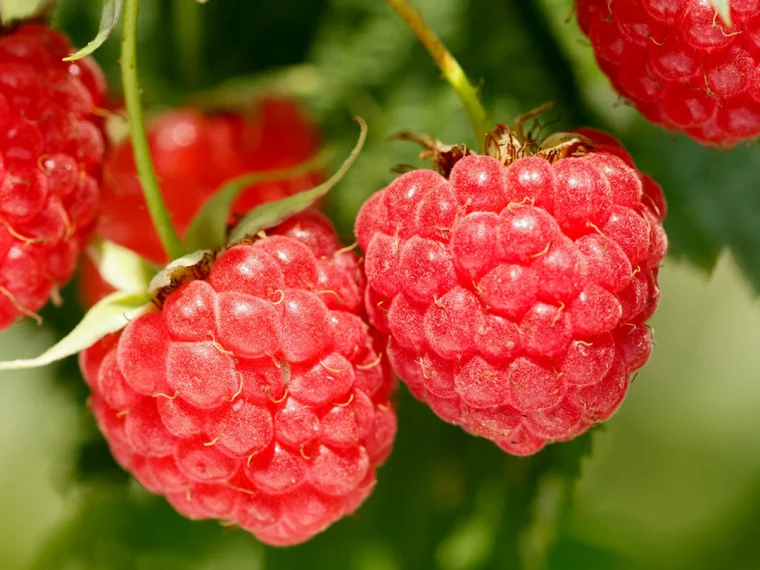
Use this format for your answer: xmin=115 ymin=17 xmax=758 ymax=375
xmin=356 ymin=130 xmax=666 ymax=455
xmin=80 ymin=212 xmax=396 ymax=546
xmin=0 ymin=24 xmax=106 ymax=329
xmin=577 ymin=0 xmax=760 ymax=146
xmin=79 ymin=98 xmax=322 ymax=306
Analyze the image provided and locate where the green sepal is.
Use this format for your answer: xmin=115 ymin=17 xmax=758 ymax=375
xmin=227 ymin=117 xmax=367 ymax=245
xmin=62 ymin=0 xmax=123 ymax=61
xmin=0 ymin=291 xmax=152 ymax=371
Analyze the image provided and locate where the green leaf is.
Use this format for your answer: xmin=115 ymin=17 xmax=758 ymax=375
xmin=189 ymin=65 xmax=324 ymax=110
xmin=63 ymin=0 xmax=124 ymax=62
xmin=620 ymin=125 xmax=760 ymax=284
xmin=517 ymin=433 xmax=595 ymax=570
xmin=0 ymin=0 xmax=55 ymax=24
xmin=709 ymin=0 xmax=732 ymax=27
xmin=86 ymin=239 xmax=158 ymax=293
xmin=0 ymin=291 xmax=151 ymax=371
xmin=147 ymin=249 xmax=212 ymax=294
xmin=227 ymin=117 xmax=367 ymax=244
xmin=183 ymin=148 xmax=334 ymax=252
xmin=30 ymin=484 xmax=250 ymax=570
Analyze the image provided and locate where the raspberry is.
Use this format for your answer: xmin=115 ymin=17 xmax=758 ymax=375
xmin=576 ymin=0 xmax=760 ymax=146
xmin=355 ymin=130 xmax=666 ymax=456
xmin=0 ymin=24 xmax=106 ymax=329
xmin=80 ymin=212 xmax=396 ymax=546
xmin=79 ymin=98 xmax=322 ymax=306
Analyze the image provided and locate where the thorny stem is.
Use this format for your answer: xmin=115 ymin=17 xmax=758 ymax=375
xmin=121 ymin=0 xmax=186 ymax=261
xmin=386 ymin=0 xmax=490 ymax=149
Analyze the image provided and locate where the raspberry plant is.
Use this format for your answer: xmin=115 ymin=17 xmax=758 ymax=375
xmin=0 ymin=0 xmax=758 ymax=569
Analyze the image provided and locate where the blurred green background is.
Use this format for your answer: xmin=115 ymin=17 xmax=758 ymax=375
xmin=2 ymin=0 xmax=760 ymax=568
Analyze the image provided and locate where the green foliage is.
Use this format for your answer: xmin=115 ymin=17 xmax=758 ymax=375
xmin=86 ymin=239 xmax=157 ymax=293
xmin=63 ymin=0 xmax=123 ymax=61
xmin=0 ymin=291 xmax=151 ymax=371
xmin=183 ymin=148 xmax=333 ymax=251
xmin=227 ymin=118 xmax=366 ymax=244
xmin=0 ymin=0 xmax=55 ymax=24
xmin=29 ymin=484 xmax=259 ymax=570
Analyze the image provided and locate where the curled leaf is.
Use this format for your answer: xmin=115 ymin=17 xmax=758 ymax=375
xmin=183 ymin=147 xmax=334 ymax=252
xmin=86 ymin=239 xmax=158 ymax=293
xmin=63 ymin=0 xmax=124 ymax=61
xmin=0 ymin=291 xmax=152 ymax=371
xmin=227 ymin=117 xmax=368 ymax=245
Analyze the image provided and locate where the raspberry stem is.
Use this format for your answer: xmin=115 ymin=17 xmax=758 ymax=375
xmin=120 ymin=0 xmax=187 ymax=261
xmin=173 ymin=0 xmax=202 ymax=87
xmin=386 ymin=0 xmax=490 ymax=149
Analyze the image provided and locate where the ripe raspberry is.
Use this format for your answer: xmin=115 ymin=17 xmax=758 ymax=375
xmin=80 ymin=212 xmax=396 ymax=546
xmin=576 ymin=0 xmax=760 ymax=146
xmin=79 ymin=98 xmax=322 ymax=306
xmin=355 ymin=129 xmax=666 ymax=456
xmin=0 ymin=24 xmax=106 ymax=329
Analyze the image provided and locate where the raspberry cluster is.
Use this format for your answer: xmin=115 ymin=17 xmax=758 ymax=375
xmin=577 ymin=0 xmax=760 ymax=146
xmin=355 ymin=132 xmax=666 ymax=455
xmin=80 ymin=212 xmax=396 ymax=546
xmin=0 ymin=24 xmax=106 ymax=329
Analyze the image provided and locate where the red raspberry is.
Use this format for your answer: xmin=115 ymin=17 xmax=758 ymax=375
xmin=79 ymin=98 xmax=322 ymax=306
xmin=355 ymin=130 xmax=666 ymax=456
xmin=576 ymin=0 xmax=760 ymax=146
xmin=0 ymin=24 xmax=106 ymax=329
xmin=80 ymin=212 xmax=396 ymax=546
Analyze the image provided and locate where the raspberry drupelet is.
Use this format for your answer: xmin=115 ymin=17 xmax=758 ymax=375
xmin=355 ymin=129 xmax=666 ymax=456
xmin=0 ymin=23 xmax=106 ymax=329
xmin=576 ymin=0 xmax=760 ymax=146
xmin=80 ymin=212 xmax=397 ymax=546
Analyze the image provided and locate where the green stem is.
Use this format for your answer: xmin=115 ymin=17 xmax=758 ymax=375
xmin=386 ymin=0 xmax=490 ymax=148
xmin=518 ymin=475 xmax=565 ymax=570
xmin=121 ymin=0 xmax=186 ymax=261
xmin=173 ymin=0 xmax=203 ymax=87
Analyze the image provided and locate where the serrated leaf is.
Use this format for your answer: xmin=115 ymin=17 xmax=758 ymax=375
xmin=0 ymin=0 xmax=55 ymax=24
xmin=0 ymin=292 xmax=151 ymax=371
xmin=62 ymin=0 xmax=123 ymax=62
xmin=148 ymin=249 xmax=211 ymax=294
xmin=183 ymin=148 xmax=334 ymax=252
xmin=86 ymin=239 xmax=158 ymax=293
xmin=227 ymin=117 xmax=367 ymax=244
xmin=709 ymin=0 xmax=732 ymax=27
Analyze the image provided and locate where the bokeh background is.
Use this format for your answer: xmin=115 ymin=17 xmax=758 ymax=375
xmin=2 ymin=0 xmax=760 ymax=568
